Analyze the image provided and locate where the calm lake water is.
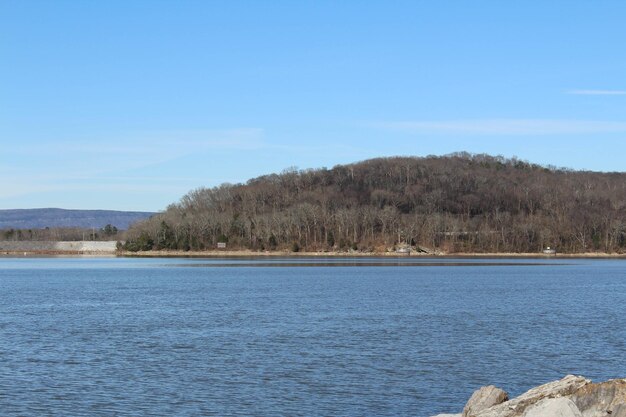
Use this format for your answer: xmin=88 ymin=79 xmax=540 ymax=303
xmin=1 ymin=257 xmax=625 ymax=416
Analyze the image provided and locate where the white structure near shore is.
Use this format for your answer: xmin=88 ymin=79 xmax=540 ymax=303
xmin=0 ymin=241 xmax=118 ymax=254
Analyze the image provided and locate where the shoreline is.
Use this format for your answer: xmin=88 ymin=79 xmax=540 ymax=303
xmin=2 ymin=249 xmax=625 ymax=258
xmin=118 ymin=250 xmax=626 ymax=258
xmin=0 ymin=250 xmax=117 ymax=257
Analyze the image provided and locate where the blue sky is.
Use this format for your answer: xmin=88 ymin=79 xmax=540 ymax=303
xmin=2 ymin=1 xmax=626 ymax=211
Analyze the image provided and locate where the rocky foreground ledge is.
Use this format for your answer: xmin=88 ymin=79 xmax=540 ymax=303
xmin=433 ymin=375 xmax=626 ymax=417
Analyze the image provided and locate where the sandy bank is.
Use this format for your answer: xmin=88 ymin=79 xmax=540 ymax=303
xmin=2 ymin=242 xmax=624 ymax=258
xmin=117 ymin=249 xmax=626 ymax=258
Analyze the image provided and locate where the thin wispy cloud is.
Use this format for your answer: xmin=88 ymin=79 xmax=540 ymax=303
xmin=567 ymin=89 xmax=626 ymax=96
xmin=0 ymin=127 xmax=267 ymax=209
xmin=3 ymin=128 xmax=266 ymax=177
xmin=0 ymin=180 xmax=190 ymax=200
xmin=373 ymin=119 xmax=626 ymax=135
xmin=8 ymin=128 xmax=266 ymax=156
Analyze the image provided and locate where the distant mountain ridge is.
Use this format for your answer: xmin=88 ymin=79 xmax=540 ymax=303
xmin=0 ymin=208 xmax=156 ymax=230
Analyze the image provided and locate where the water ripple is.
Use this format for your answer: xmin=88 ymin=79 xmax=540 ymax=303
xmin=0 ymin=258 xmax=625 ymax=416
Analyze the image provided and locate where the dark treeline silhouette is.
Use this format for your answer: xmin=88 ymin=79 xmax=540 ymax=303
xmin=123 ymin=153 xmax=626 ymax=253
xmin=0 ymin=208 xmax=154 ymax=229
xmin=1 ymin=224 xmax=123 ymax=242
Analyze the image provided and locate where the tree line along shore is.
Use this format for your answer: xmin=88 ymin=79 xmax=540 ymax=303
xmin=3 ymin=153 xmax=625 ymax=256
xmin=117 ymin=153 xmax=626 ymax=255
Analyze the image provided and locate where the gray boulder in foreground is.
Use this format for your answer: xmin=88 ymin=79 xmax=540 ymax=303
xmin=432 ymin=375 xmax=626 ymax=417
xmin=463 ymin=385 xmax=509 ymax=416
xmin=571 ymin=378 xmax=626 ymax=417
xmin=523 ymin=397 xmax=582 ymax=417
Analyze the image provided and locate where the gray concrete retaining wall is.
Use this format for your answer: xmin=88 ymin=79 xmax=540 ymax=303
xmin=0 ymin=241 xmax=118 ymax=253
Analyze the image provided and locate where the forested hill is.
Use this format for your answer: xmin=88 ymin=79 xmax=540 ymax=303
xmin=0 ymin=208 xmax=155 ymax=230
xmin=124 ymin=153 xmax=626 ymax=253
